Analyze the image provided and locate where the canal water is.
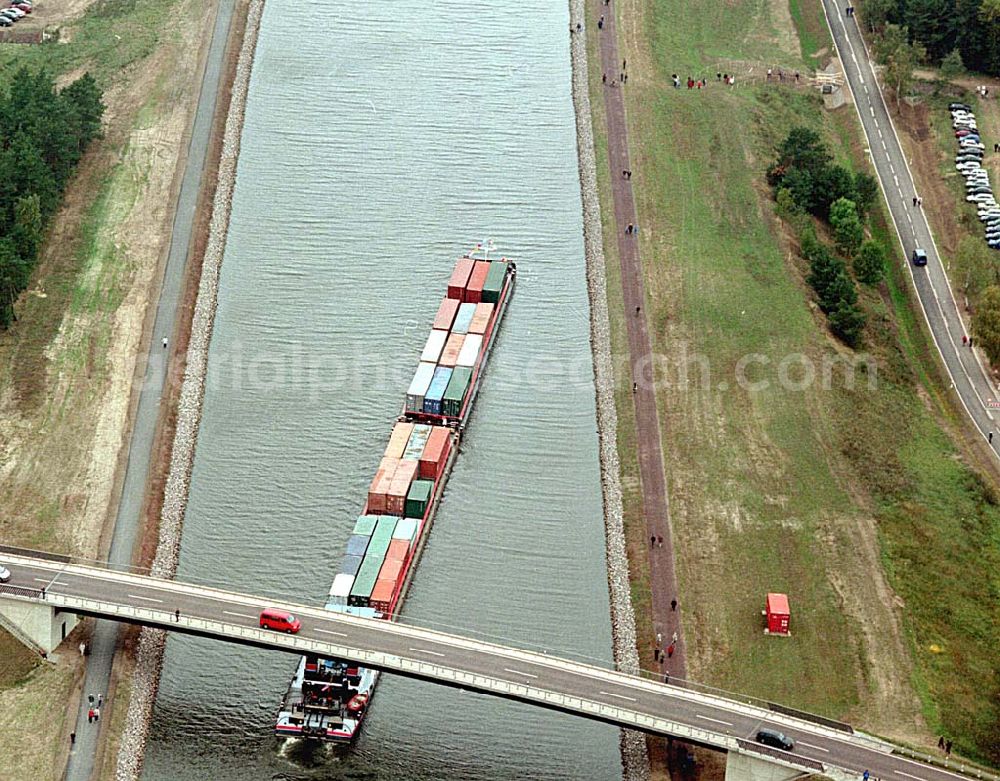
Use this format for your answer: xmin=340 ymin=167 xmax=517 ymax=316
xmin=141 ymin=0 xmax=621 ymax=778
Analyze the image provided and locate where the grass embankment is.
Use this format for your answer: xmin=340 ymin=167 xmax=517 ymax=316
xmin=0 ymin=0 xmax=218 ymax=777
xmin=591 ymin=0 xmax=1000 ymax=762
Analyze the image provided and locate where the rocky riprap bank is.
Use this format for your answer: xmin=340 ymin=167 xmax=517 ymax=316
xmin=113 ymin=1 xmax=265 ymax=778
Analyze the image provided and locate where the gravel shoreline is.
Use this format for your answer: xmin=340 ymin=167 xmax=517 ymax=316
xmin=566 ymin=2 xmax=650 ymax=779
xmin=112 ymin=2 xmax=265 ymax=778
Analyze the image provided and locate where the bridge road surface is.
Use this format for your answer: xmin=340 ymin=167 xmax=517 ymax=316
xmin=63 ymin=1 xmax=236 ymax=779
xmin=821 ymin=0 xmax=1000 ymax=453
xmin=0 ymin=554 xmax=979 ymax=781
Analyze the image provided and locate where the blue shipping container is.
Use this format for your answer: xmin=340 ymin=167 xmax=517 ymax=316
xmin=345 ymin=534 xmax=370 ymax=558
xmin=422 ymin=366 xmax=453 ymax=415
xmin=452 ymin=302 xmax=477 ymax=334
xmin=339 ymin=553 xmax=363 ymax=577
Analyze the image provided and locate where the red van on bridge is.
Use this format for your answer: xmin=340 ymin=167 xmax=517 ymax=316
xmin=259 ymin=608 xmax=301 ymax=634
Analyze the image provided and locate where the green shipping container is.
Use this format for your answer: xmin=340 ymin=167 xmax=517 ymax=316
xmin=349 ymin=517 xmax=398 ymax=606
xmin=404 ymin=480 xmax=434 ymax=519
xmin=352 ymin=515 xmax=378 ymax=536
xmin=481 ymin=261 xmax=507 ymax=304
xmin=402 ymin=424 xmax=432 ymax=461
xmin=442 ymin=367 xmax=472 ymax=418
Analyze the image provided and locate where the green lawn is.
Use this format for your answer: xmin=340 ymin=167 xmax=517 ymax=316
xmin=595 ymin=0 xmax=1000 ymax=762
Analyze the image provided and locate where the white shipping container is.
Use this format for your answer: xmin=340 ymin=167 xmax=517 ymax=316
xmin=391 ymin=517 xmax=419 ymax=542
xmin=405 ymin=362 xmax=438 ymax=412
xmin=456 ymin=333 xmax=484 ymax=368
xmin=420 ymin=329 xmax=449 ymax=363
xmin=328 ymin=573 xmax=355 ymax=606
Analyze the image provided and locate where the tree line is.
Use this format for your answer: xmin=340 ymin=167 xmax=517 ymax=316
xmin=863 ymin=0 xmax=1000 ymax=78
xmin=767 ymin=127 xmax=888 ymax=347
xmin=0 ymin=67 xmax=105 ymax=328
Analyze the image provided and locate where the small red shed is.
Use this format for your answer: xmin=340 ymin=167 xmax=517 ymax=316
xmin=764 ymin=593 xmax=790 ymax=636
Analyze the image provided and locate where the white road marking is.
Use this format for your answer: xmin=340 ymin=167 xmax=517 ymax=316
xmin=410 ymin=647 xmax=446 ymax=657
xmin=895 ymin=772 xmax=923 ymax=781
xmin=314 ymin=628 xmax=348 ymax=637
xmin=600 ymin=691 xmax=638 ymax=702
xmin=223 ymin=610 xmax=256 ymax=620
xmin=870 ymin=105 xmax=876 ymax=117
xmin=798 ymin=741 xmax=830 ymax=753
xmin=695 ymin=713 xmax=734 ymax=726
xmin=504 ymin=668 xmax=538 ymax=679
xmin=128 ymin=593 xmax=163 ymax=603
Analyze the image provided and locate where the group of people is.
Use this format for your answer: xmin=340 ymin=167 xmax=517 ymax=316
xmin=673 ymin=72 xmax=736 ymax=89
xmin=86 ymin=692 xmax=103 ymax=724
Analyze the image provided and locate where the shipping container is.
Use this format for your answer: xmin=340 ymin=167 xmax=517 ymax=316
xmin=456 ymin=333 xmax=484 ymax=368
xmin=465 ymin=261 xmax=490 ymax=303
xmin=452 ymin=303 xmax=477 ymax=334
xmin=391 ymin=517 xmax=418 ymax=542
xmin=404 ymin=479 xmax=433 ymax=519
xmin=432 ymin=296 xmax=460 ymax=331
xmin=328 ymin=573 xmax=355 ymax=607
xmin=468 ymin=302 xmax=494 ymax=334
xmin=352 ymin=515 xmax=378 ymax=537
xmin=405 ymin=362 xmax=437 ymax=413
xmin=384 ymin=422 xmax=415 ymax=460
xmin=339 ymin=554 xmax=363 ymax=577
xmin=345 ymin=534 xmax=370 ymax=558
xmin=367 ymin=457 xmax=399 ymax=513
xmin=447 ymin=258 xmax=474 ymax=299
xmin=349 ymin=517 xmax=397 ymax=606
xmin=377 ymin=555 xmax=405 ymax=583
xmin=402 ymin=424 xmax=431 ymax=461
xmin=419 ymin=426 xmax=452 ymax=480
xmin=422 ymin=366 xmax=453 ymax=415
xmin=369 ymin=577 xmax=398 ymax=613
xmin=481 ymin=260 xmax=508 ymax=304
xmin=420 ymin=329 xmax=449 ymax=364
xmin=442 ymin=367 xmax=472 ymax=418
xmin=438 ymin=332 xmax=465 ymax=368
xmin=386 ymin=538 xmax=411 ymax=562
xmin=386 ymin=460 xmax=419 ymax=516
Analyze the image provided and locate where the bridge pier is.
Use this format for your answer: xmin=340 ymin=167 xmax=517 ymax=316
xmin=725 ymin=751 xmax=810 ymax=781
xmin=0 ymin=595 xmax=78 ymax=655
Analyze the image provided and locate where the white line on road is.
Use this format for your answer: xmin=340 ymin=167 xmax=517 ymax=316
xmin=798 ymin=741 xmax=830 ymax=753
xmin=895 ymin=772 xmax=922 ymax=781
xmin=504 ymin=668 xmax=538 ymax=679
xmin=128 ymin=594 xmax=164 ymax=603
xmin=695 ymin=713 xmax=734 ymax=727
xmin=222 ymin=610 xmax=256 ymax=620
xmin=314 ymin=628 xmax=348 ymax=637
xmin=870 ymin=105 xmax=876 ymax=117
xmin=410 ymin=647 xmax=446 ymax=657
xmin=600 ymin=691 xmax=638 ymax=702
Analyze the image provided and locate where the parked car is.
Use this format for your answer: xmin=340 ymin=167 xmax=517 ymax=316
xmin=0 ymin=14 xmax=12 ymax=25
xmin=755 ymin=729 xmax=795 ymax=751
xmin=950 ymin=102 xmax=973 ymax=111
xmin=912 ymin=248 xmax=928 ymax=266
xmin=13 ymin=3 xmax=31 ymax=12
xmin=0 ymin=9 xmax=18 ymax=20
xmin=5 ymin=7 xmax=24 ymax=17
xmin=0 ymin=565 xmax=10 ymax=583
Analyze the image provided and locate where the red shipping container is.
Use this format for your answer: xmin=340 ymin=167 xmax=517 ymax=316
xmin=439 ymin=332 xmax=465 ymax=367
xmin=369 ymin=578 xmax=398 ymax=613
xmin=465 ymin=261 xmax=490 ymax=303
xmin=386 ymin=538 xmax=410 ymax=562
xmin=368 ymin=457 xmax=399 ymax=513
xmin=764 ymin=593 xmax=790 ymax=635
xmin=419 ymin=427 xmax=452 ymax=480
xmin=468 ymin=302 xmax=494 ymax=335
xmin=384 ymin=421 xmax=415 ymax=459
xmin=447 ymin=259 xmax=474 ymax=300
xmin=377 ymin=555 xmax=405 ymax=583
xmin=386 ymin=460 xmax=418 ymax=515
xmin=433 ymin=296 xmax=460 ymax=330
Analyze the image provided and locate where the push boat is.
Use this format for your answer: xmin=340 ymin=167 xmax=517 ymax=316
xmin=275 ymin=244 xmax=516 ymax=742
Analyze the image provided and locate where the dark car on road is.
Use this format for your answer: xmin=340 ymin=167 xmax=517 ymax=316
xmin=755 ymin=729 xmax=795 ymax=751
xmin=912 ymin=248 xmax=928 ymax=267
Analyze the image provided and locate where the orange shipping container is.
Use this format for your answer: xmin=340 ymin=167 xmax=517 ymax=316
xmin=377 ymin=555 xmax=405 ymax=583
xmin=465 ymin=261 xmax=490 ymax=304
xmin=386 ymin=460 xmax=418 ymax=515
xmin=386 ymin=538 xmax=410 ymax=562
xmin=433 ymin=296 xmax=460 ymax=330
xmin=439 ymin=332 xmax=465 ymax=368
xmin=468 ymin=302 xmax=494 ymax=335
xmin=368 ymin=457 xmax=399 ymax=513
xmin=384 ymin=422 xmax=415 ymax=459
xmin=369 ymin=578 xmax=398 ymax=612
xmin=419 ymin=427 xmax=452 ymax=480
xmin=447 ymin=258 xmax=474 ymax=300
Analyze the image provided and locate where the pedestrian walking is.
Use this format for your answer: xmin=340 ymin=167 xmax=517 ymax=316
xmin=989 ymin=431 xmax=993 ymax=444
xmin=70 ymin=732 xmax=76 ymax=747
xmin=623 ymin=59 xmax=627 ymax=70
xmin=946 ymin=740 xmax=952 ymax=755
xmin=175 ymin=608 xmax=180 ymax=622
xmin=767 ymin=68 xmax=772 ymax=80
xmin=863 ymin=770 xmax=870 ymax=781
xmin=664 ymin=671 xmax=670 ymax=684
xmin=938 ymin=736 xmax=945 ymax=750
xmin=656 ymin=631 xmax=662 ymax=646
xmin=635 ymin=305 xmax=640 ymax=314
xmin=918 ymin=197 xmax=923 ymax=207
xmin=79 ymin=642 xmax=86 ymax=657
xmin=994 ymin=143 xmax=999 ymax=153
xmin=94 ymin=707 xmax=100 ymax=722
xmin=671 ymin=598 xmax=677 ymax=611
xmin=667 ymin=642 xmax=675 ymax=658
xmin=963 ymin=334 xmax=968 ymax=346
xmin=88 ymin=694 xmax=94 ymax=706
xmin=598 ymin=15 xmax=604 ymax=29
xmin=657 ymin=535 xmax=663 ymax=548
xmin=633 ymin=382 xmax=637 ymax=393
xmin=969 ymin=337 xmax=975 ymax=349
xmin=626 ymin=223 xmax=634 ymax=234
xmin=98 ymin=693 xmax=103 ymax=708
xmin=650 ymin=535 xmax=656 ymax=546
xmin=162 ymin=336 xmax=168 ymax=349
xmin=603 ymin=73 xmax=607 ymax=84
xmin=623 ymin=73 xmax=628 ymax=84
xmin=717 ymin=72 xmax=722 ymax=81
xmin=672 ymin=630 xmax=678 ymax=644
xmin=794 ymin=72 xmax=800 ymax=82
xmin=654 ymin=647 xmax=661 ymax=661
xmin=622 ymin=169 xmax=628 ymax=178
xmin=87 ymin=708 xmax=94 ymax=724
xmin=913 ymin=196 xmax=918 ymax=207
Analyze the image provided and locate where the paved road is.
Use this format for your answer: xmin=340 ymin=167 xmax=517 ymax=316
xmin=821 ymin=0 xmax=1000 ymax=453
xmin=591 ymin=0 xmax=686 ymax=675
xmin=64 ymin=2 xmax=236 ymax=779
xmin=1 ymin=553 xmax=985 ymax=781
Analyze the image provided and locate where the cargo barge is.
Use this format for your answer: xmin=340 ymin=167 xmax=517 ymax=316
xmin=275 ymin=246 xmax=515 ymax=742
